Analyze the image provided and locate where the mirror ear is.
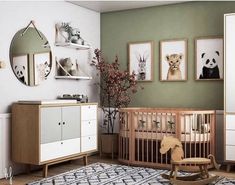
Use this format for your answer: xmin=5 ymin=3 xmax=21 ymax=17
xmin=201 ymin=53 xmax=206 ymax=58
xmin=166 ymin=55 xmax=170 ymax=62
xmin=179 ymin=53 xmax=183 ymax=60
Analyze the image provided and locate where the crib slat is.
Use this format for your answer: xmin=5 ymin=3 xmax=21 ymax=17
xmin=184 ymin=114 xmax=186 ymax=158
xmin=194 ymin=114 xmax=197 ymax=158
xmin=189 ymin=114 xmax=192 ymax=158
xmin=141 ymin=113 xmax=144 ymax=162
xmin=138 ymin=112 xmax=140 ymax=162
xmin=160 ymin=113 xmax=163 ymax=164
xmin=151 ymin=113 xmax=153 ymax=163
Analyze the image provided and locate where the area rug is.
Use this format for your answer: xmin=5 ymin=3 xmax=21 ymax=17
xmin=27 ymin=163 xmax=235 ymax=185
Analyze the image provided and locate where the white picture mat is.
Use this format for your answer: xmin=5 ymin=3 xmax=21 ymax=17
xmin=160 ymin=40 xmax=186 ymax=80
xmin=12 ymin=55 xmax=28 ymax=85
xmin=34 ymin=52 xmax=50 ymax=85
xmin=196 ymin=38 xmax=223 ymax=79
xmin=129 ymin=42 xmax=152 ymax=81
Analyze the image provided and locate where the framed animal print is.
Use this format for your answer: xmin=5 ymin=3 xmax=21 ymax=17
xmin=128 ymin=41 xmax=153 ymax=81
xmin=160 ymin=39 xmax=187 ymax=81
xmin=12 ymin=54 xmax=29 ymax=85
xmin=195 ymin=37 xmax=223 ymax=80
xmin=33 ymin=52 xmax=51 ymax=85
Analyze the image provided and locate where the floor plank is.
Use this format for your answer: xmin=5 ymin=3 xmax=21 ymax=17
xmin=0 ymin=155 xmax=234 ymax=185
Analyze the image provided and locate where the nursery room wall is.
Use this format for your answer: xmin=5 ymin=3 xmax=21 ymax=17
xmin=101 ymin=1 xmax=235 ymax=110
xmin=0 ymin=1 xmax=100 ymax=113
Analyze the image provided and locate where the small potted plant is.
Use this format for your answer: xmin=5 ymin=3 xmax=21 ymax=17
xmin=91 ymin=49 xmax=139 ymax=158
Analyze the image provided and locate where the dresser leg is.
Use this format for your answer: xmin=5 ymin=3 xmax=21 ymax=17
xmin=83 ymin=155 xmax=88 ymax=166
xmin=226 ymin=164 xmax=231 ymax=172
xmin=43 ymin=164 xmax=48 ymax=178
xmin=26 ymin=164 xmax=31 ymax=174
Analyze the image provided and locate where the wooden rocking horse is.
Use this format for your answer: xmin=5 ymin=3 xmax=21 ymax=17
xmin=160 ymin=136 xmax=220 ymax=185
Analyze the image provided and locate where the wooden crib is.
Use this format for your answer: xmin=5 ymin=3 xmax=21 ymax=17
xmin=118 ymin=108 xmax=215 ymax=171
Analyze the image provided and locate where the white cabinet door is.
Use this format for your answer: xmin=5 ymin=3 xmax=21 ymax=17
xmin=226 ymin=115 xmax=235 ymax=130
xmin=81 ymin=105 xmax=97 ymax=121
xmin=81 ymin=135 xmax=97 ymax=152
xmin=226 ymin=145 xmax=235 ymax=161
xmin=40 ymin=138 xmax=80 ymax=162
xmin=41 ymin=107 xmax=62 ymax=144
xmin=62 ymin=106 xmax=81 ymax=140
xmin=225 ymin=14 xmax=235 ymax=112
xmin=81 ymin=120 xmax=97 ymax=137
xmin=226 ymin=130 xmax=235 ymax=145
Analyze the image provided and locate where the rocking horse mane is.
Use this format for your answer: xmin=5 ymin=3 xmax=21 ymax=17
xmin=160 ymin=136 xmax=184 ymax=161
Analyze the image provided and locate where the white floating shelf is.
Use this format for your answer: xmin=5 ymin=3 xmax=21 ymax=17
xmin=55 ymin=42 xmax=91 ymax=50
xmin=55 ymin=76 xmax=92 ymax=80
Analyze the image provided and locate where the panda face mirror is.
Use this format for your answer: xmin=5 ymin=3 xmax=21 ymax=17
xmin=10 ymin=27 xmax=52 ymax=86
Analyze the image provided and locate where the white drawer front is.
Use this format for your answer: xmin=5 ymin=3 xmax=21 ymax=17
xmin=226 ymin=145 xmax=235 ymax=161
xmin=81 ymin=135 xmax=97 ymax=152
xmin=226 ymin=115 xmax=235 ymax=130
xmin=40 ymin=138 xmax=80 ymax=162
xmin=226 ymin=130 xmax=235 ymax=145
xmin=81 ymin=105 xmax=97 ymax=121
xmin=81 ymin=120 xmax=97 ymax=137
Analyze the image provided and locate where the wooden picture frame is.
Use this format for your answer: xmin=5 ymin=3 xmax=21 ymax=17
xmin=160 ymin=39 xmax=187 ymax=81
xmin=33 ymin=52 xmax=51 ymax=85
xmin=195 ymin=36 xmax=223 ymax=81
xmin=128 ymin=41 xmax=153 ymax=81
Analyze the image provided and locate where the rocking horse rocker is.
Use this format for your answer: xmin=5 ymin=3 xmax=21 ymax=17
xmin=160 ymin=136 xmax=220 ymax=185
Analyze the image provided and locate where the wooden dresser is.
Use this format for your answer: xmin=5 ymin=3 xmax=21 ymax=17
xmin=12 ymin=102 xmax=98 ymax=177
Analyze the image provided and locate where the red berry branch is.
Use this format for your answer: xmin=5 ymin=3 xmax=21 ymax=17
xmin=91 ymin=49 xmax=141 ymax=134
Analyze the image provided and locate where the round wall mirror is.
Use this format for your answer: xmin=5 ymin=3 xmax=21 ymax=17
xmin=10 ymin=27 xmax=52 ymax=86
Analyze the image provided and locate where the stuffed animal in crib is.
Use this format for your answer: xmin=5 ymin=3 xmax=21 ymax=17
xmin=166 ymin=53 xmax=183 ymax=80
xmin=199 ymin=51 xmax=220 ymax=79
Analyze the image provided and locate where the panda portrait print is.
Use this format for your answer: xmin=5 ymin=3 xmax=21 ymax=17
xmin=196 ymin=37 xmax=223 ymax=80
xmin=199 ymin=51 xmax=220 ymax=79
xmin=12 ymin=54 xmax=29 ymax=85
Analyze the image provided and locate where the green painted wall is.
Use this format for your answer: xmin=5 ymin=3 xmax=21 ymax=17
xmin=101 ymin=1 xmax=235 ymax=109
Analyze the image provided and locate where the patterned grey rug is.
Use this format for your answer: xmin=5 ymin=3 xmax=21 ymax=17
xmin=27 ymin=163 xmax=235 ymax=185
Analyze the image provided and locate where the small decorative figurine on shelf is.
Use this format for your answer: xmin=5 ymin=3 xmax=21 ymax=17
xmin=55 ymin=22 xmax=86 ymax=45
xmin=58 ymin=58 xmax=79 ymax=76
xmin=0 ymin=61 xmax=6 ymax=69
xmin=4 ymin=166 xmax=13 ymax=185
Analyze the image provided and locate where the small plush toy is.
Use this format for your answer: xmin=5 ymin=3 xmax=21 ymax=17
xmin=59 ymin=58 xmax=78 ymax=76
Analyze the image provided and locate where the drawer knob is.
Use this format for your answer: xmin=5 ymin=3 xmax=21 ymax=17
xmin=63 ymin=122 xmax=65 ymax=125
xmin=58 ymin=122 xmax=61 ymax=125
xmin=88 ymin=122 xmax=90 ymax=124
xmin=61 ymin=142 xmax=63 ymax=144
xmin=88 ymin=137 xmax=90 ymax=139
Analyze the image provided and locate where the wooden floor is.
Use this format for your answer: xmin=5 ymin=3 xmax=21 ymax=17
xmin=1 ymin=155 xmax=235 ymax=185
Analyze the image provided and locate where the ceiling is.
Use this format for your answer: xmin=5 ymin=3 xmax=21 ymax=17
xmin=68 ymin=1 xmax=189 ymax=13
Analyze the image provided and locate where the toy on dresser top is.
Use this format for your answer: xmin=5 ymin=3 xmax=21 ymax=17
xmin=55 ymin=22 xmax=88 ymax=46
xmin=58 ymin=94 xmax=88 ymax=103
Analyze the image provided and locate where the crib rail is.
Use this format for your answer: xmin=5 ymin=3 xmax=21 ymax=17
xmin=119 ymin=108 xmax=215 ymax=170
